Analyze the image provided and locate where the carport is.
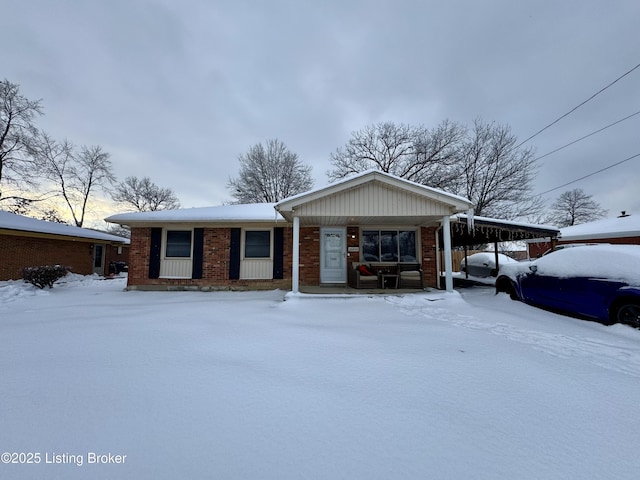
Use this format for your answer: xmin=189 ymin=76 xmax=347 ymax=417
xmin=437 ymin=214 xmax=559 ymax=287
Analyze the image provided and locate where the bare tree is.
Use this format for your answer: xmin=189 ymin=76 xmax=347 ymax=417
xmin=36 ymin=133 xmax=115 ymax=226
xmin=112 ymin=176 xmax=181 ymax=211
xmin=0 ymin=79 xmax=43 ymax=202
xmin=406 ymin=120 xmax=466 ymax=189
xmin=452 ymin=119 xmax=542 ymax=219
xmin=328 ymin=119 xmax=540 ymax=219
xmin=40 ymin=208 xmax=67 ymax=224
xmin=104 ymin=222 xmax=131 ymax=238
xmin=546 ymin=188 xmax=607 ymax=227
xmin=327 ymin=120 xmax=465 ymax=189
xmin=3 ymin=197 xmax=33 ymax=215
xmin=228 ymin=139 xmax=313 ymax=203
xmin=328 ymin=122 xmax=416 ymax=180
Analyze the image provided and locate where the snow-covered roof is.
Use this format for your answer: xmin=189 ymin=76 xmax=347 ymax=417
xmin=559 ymin=214 xmax=640 ymax=241
xmin=106 ymin=203 xmax=285 ymax=225
xmin=107 ymin=172 xmax=474 ymax=227
xmin=0 ymin=211 xmax=130 ymax=243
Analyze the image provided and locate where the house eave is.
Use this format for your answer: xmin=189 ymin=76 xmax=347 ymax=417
xmin=275 ymin=170 xmax=473 ymax=214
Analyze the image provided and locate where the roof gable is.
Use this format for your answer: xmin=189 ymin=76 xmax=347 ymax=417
xmin=275 ymin=170 xmax=473 ymax=218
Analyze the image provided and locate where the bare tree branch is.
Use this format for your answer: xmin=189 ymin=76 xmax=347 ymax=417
xmin=34 ymin=134 xmax=115 ymax=226
xmin=228 ymin=139 xmax=313 ymax=203
xmin=0 ymin=79 xmax=43 ymax=200
xmin=453 ymin=119 xmax=542 ymax=219
xmin=545 ymin=188 xmax=608 ymax=227
xmin=112 ymin=176 xmax=181 ymax=211
xmin=328 ymin=119 xmax=541 ymax=220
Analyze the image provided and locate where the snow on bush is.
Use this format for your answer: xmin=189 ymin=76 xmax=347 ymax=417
xmin=22 ymin=265 xmax=71 ymax=289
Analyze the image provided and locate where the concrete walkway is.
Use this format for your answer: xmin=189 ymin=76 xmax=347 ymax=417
xmin=298 ymin=285 xmax=430 ymax=295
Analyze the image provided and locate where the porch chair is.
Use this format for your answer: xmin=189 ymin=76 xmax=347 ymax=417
xmin=348 ymin=262 xmax=379 ymax=289
xmin=398 ymin=263 xmax=424 ymax=289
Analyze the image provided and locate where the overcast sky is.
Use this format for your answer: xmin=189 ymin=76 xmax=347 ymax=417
xmin=2 ymin=0 xmax=639 ymax=226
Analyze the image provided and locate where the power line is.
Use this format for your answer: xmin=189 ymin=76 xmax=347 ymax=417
xmin=517 ymin=61 xmax=640 ymax=148
xmin=536 ymin=152 xmax=640 ymax=196
xmin=534 ymin=109 xmax=640 ymax=162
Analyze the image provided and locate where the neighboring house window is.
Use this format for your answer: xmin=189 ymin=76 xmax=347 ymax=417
xmin=165 ymin=230 xmax=192 ymax=258
xmin=362 ymin=229 xmax=417 ymax=262
xmin=244 ymin=230 xmax=271 ymax=258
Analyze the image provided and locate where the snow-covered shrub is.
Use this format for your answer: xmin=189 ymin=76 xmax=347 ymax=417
xmin=22 ymin=265 xmax=70 ymax=289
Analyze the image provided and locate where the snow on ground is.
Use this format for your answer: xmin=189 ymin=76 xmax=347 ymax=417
xmin=1 ymin=275 xmax=639 ymax=479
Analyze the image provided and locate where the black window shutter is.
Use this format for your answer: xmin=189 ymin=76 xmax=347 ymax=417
xmin=192 ymin=228 xmax=204 ymax=279
xmin=273 ymin=227 xmax=284 ymax=279
xmin=229 ymin=228 xmax=241 ymax=280
xmin=149 ymin=228 xmax=162 ymax=279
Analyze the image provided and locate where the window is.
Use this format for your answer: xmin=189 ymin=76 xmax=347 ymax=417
xmin=165 ymin=230 xmax=192 ymax=258
xmin=245 ymin=230 xmax=271 ymax=258
xmin=362 ymin=229 xmax=417 ymax=262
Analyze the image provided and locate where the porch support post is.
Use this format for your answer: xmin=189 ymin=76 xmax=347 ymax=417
xmin=292 ymin=215 xmax=300 ymax=294
xmin=443 ymin=215 xmax=454 ymax=292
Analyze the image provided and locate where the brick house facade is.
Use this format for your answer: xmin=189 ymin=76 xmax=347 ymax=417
xmin=107 ymin=171 xmax=475 ymax=292
xmin=123 ymin=224 xmax=443 ymax=291
xmin=0 ymin=211 xmax=129 ymax=281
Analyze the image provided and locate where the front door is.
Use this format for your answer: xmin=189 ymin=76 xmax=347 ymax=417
xmin=93 ymin=244 xmax=105 ymax=275
xmin=320 ymin=227 xmax=346 ymax=284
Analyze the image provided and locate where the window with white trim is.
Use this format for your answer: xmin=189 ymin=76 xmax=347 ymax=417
xmin=244 ymin=230 xmax=271 ymax=259
xmin=362 ymin=229 xmax=417 ymax=262
xmin=165 ymin=230 xmax=192 ymax=258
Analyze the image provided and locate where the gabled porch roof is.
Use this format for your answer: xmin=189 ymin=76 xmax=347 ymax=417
xmin=275 ymin=170 xmax=473 ymax=226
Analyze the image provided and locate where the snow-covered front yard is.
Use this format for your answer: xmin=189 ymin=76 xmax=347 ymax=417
xmin=1 ymin=275 xmax=639 ymax=479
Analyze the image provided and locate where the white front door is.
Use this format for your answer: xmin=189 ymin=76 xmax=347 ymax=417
xmin=320 ymin=227 xmax=346 ymax=284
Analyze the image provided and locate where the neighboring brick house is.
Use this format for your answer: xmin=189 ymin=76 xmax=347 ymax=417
xmin=0 ymin=211 xmax=130 ymax=281
xmin=106 ymin=171 xmax=475 ymax=292
xmin=527 ymin=213 xmax=640 ymax=258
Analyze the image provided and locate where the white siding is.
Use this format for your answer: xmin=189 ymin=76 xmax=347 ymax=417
xmin=159 ymin=258 xmax=193 ymax=278
xmin=240 ymin=259 xmax=273 ymax=279
xmin=294 ymin=182 xmax=452 ymax=217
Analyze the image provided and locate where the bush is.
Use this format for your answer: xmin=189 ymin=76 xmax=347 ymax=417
xmin=22 ymin=265 xmax=70 ymax=289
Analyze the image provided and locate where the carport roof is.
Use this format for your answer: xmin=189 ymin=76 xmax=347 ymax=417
xmin=446 ymin=214 xmax=559 ymax=247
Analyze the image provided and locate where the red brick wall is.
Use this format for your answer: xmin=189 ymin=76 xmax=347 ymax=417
xmin=0 ymin=233 xmax=130 ymax=281
xmin=299 ymin=226 xmax=320 ymax=286
xmin=527 ymin=241 xmax=553 ymax=258
xmin=421 ymin=226 xmax=438 ymax=288
xmin=127 ymin=227 xmax=152 ymax=284
xmin=346 ymin=226 xmax=360 ymax=264
xmin=127 ymin=227 xmax=291 ymax=290
xmin=126 ymin=225 xmax=442 ymax=290
xmin=0 ymin=233 xmax=95 ymax=280
xmin=297 ymin=226 xmax=440 ymax=288
xmin=105 ymin=244 xmax=129 ymax=273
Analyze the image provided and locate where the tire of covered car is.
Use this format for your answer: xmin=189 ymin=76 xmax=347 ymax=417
xmin=496 ymin=277 xmax=519 ymax=301
xmin=614 ymin=302 xmax=640 ymax=329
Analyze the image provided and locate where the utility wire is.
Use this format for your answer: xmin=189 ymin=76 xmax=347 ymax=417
xmin=536 ymin=152 xmax=640 ymax=196
xmin=517 ymin=61 xmax=640 ymax=149
xmin=534 ymin=109 xmax=640 ymax=162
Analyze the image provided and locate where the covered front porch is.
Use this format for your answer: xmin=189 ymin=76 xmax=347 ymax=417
xmin=275 ymin=170 xmax=475 ymax=293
